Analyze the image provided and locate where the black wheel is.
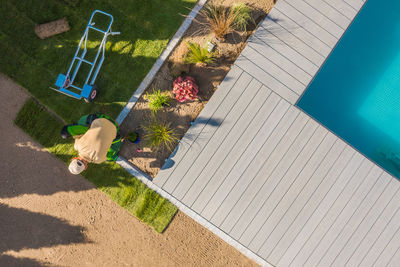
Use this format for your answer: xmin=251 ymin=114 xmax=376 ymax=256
xmin=84 ymin=86 xmax=98 ymax=103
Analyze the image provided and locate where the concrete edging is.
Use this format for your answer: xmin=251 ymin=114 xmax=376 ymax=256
xmin=116 ymin=0 xmax=207 ymax=124
xmin=116 ymin=156 xmax=272 ymax=267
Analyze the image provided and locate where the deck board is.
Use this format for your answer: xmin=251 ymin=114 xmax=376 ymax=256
xmin=190 ymin=92 xmax=286 ymax=212
xmin=282 ymin=0 xmax=345 ymax=36
xmin=258 ymin=139 xmax=347 ymax=260
xmin=172 ymin=79 xmax=263 ymax=199
xmin=263 ymin=9 xmax=331 ymax=59
xmin=216 ymin=116 xmax=317 ymax=233
xmin=201 ymin=106 xmax=303 ymax=220
xmin=162 ymin=71 xmax=252 ymax=193
xmin=305 ymin=0 xmax=351 ymax=29
xmin=329 ymin=173 xmax=394 ymax=266
xmin=321 ymin=0 xmax=358 ymax=19
xmin=182 ymin=85 xmax=272 ymax=206
xmin=254 ymin=132 xmax=338 ymax=255
xmin=274 ymin=0 xmax=338 ymax=47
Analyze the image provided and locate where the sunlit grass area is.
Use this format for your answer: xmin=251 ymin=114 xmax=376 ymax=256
xmin=0 ymin=0 xmax=196 ymax=121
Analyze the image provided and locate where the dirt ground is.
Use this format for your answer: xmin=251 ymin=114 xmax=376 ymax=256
xmin=0 ymin=73 xmax=257 ymax=266
xmin=120 ymin=0 xmax=275 ymax=177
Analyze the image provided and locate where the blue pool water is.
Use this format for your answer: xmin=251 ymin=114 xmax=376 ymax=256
xmin=297 ymin=0 xmax=400 ymax=179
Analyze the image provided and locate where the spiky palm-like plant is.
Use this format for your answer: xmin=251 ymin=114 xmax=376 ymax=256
xmin=184 ymin=42 xmax=215 ymax=66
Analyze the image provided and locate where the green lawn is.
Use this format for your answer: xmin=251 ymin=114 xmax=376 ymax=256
xmin=0 ymin=0 xmax=196 ymax=121
xmin=1 ymin=0 xmax=197 ymax=232
xmin=15 ymin=98 xmax=177 ymax=233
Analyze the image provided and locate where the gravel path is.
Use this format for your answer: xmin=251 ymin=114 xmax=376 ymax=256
xmin=0 ymin=74 xmax=256 ymax=267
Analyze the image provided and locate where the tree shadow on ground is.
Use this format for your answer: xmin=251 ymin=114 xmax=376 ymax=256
xmin=0 ymin=138 xmax=94 ymax=199
xmin=0 ymin=204 xmax=88 ymax=253
xmin=0 ymin=204 xmax=88 ymax=266
xmin=0 ymin=254 xmax=52 ymax=267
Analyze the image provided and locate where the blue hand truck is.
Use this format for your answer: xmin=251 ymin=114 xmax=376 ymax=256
xmin=53 ymin=10 xmax=120 ymax=102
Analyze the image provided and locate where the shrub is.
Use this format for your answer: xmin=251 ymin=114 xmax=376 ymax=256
xmin=184 ymin=42 xmax=215 ymax=66
xmin=144 ymin=89 xmax=172 ymax=114
xmin=173 ymin=76 xmax=199 ymax=102
xmin=232 ymin=2 xmax=253 ymax=31
xmin=142 ymin=120 xmax=178 ymax=152
xmin=201 ymin=3 xmax=237 ymax=41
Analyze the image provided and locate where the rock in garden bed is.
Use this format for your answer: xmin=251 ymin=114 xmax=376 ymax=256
xmin=119 ymin=0 xmax=275 ymax=178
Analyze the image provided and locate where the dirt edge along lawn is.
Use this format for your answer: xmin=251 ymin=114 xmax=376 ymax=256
xmin=14 ymin=98 xmax=178 ymax=233
xmin=120 ymin=0 xmax=275 ymax=178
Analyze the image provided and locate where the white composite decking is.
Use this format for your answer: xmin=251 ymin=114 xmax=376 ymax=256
xmin=153 ymin=0 xmax=400 ymax=266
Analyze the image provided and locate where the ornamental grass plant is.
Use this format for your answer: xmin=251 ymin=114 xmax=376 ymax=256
xmin=232 ymin=2 xmax=253 ymax=31
xmin=201 ymin=3 xmax=237 ymax=41
xmin=201 ymin=2 xmax=253 ymax=41
xmin=142 ymin=120 xmax=178 ymax=152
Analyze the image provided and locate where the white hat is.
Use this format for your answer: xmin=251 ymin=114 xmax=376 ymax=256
xmin=68 ymin=158 xmax=86 ymax=175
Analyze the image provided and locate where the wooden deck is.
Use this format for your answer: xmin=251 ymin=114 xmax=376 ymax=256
xmin=154 ymin=0 xmax=400 ymax=265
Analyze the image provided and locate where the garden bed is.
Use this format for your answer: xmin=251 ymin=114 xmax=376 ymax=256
xmin=120 ymin=0 xmax=275 ymax=178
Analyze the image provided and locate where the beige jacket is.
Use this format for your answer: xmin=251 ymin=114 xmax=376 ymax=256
xmin=74 ymin=118 xmax=117 ymax=164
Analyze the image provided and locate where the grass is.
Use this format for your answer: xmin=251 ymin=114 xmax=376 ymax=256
xmin=15 ymin=98 xmax=178 ymax=233
xmin=0 ymin=0 xmax=196 ymax=122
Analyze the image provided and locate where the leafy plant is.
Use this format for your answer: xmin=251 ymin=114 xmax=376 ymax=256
xmin=184 ymin=42 xmax=215 ymax=66
xmin=144 ymin=89 xmax=172 ymax=114
xmin=201 ymin=3 xmax=237 ymax=41
xmin=173 ymin=76 xmax=199 ymax=102
xmin=142 ymin=120 xmax=178 ymax=152
xmin=232 ymin=2 xmax=253 ymax=31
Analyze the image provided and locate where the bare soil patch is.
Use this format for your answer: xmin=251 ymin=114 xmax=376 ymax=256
xmin=120 ymin=0 xmax=274 ymax=177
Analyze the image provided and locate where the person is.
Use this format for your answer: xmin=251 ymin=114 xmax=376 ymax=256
xmin=61 ymin=113 xmax=123 ymax=175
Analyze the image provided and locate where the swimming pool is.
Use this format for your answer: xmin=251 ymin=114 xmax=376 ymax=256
xmin=297 ymin=0 xmax=400 ymax=179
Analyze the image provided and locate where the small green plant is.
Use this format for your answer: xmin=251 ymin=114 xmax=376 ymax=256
xmin=232 ymin=2 xmax=253 ymax=31
xmin=144 ymin=89 xmax=172 ymax=114
xmin=142 ymin=120 xmax=178 ymax=151
xmin=184 ymin=42 xmax=215 ymax=66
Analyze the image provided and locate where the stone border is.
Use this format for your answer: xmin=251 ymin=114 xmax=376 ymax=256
xmin=116 ymin=156 xmax=272 ymax=267
xmin=116 ymin=0 xmax=207 ymax=124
